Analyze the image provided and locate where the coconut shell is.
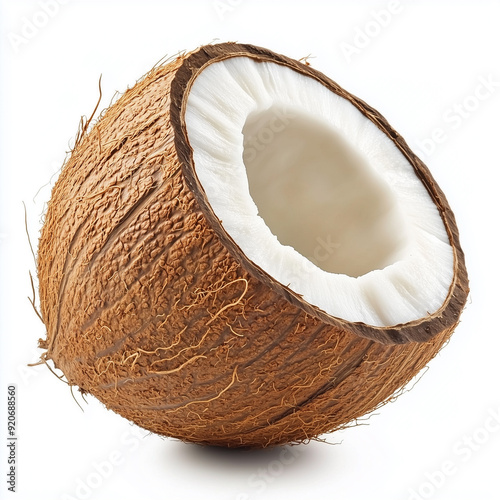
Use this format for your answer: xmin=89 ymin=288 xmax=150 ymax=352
xmin=37 ymin=43 xmax=469 ymax=448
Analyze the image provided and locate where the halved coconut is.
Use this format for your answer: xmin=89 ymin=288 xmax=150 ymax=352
xmin=37 ymin=43 xmax=468 ymax=448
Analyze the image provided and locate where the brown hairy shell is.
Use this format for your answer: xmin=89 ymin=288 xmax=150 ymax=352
xmin=37 ymin=43 xmax=469 ymax=448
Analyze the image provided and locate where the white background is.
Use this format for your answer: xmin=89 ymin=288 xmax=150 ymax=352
xmin=1 ymin=1 xmax=499 ymax=499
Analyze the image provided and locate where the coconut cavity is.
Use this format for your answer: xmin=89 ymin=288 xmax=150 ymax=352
xmin=242 ymin=106 xmax=408 ymax=278
xmin=184 ymin=57 xmax=455 ymax=327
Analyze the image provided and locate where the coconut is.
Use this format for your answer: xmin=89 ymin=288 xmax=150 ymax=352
xmin=37 ymin=42 xmax=468 ymax=448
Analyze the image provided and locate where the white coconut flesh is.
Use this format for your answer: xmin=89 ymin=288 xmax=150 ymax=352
xmin=184 ymin=57 xmax=455 ymax=327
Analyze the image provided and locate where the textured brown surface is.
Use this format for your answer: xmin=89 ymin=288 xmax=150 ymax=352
xmin=37 ymin=43 xmax=469 ymax=448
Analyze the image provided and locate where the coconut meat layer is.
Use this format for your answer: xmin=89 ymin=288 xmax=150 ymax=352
xmin=184 ymin=57 xmax=454 ymax=327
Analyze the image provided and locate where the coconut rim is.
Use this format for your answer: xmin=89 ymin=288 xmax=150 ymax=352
xmin=170 ymin=42 xmax=468 ymax=345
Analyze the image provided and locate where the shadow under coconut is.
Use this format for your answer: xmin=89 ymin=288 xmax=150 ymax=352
xmin=162 ymin=438 xmax=332 ymax=496
xmin=178 ymin=441 xmax=315 ymax=467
